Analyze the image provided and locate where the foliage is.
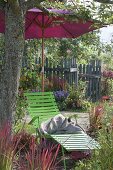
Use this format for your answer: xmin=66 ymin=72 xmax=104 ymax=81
xmin=74 ymin=102 xmax=113 ymax=170
xmin=65 ymin=81 xmax=91 ymax=111
xmin=13 ymin=130 xmax=37 ymax=153
xmin=101 ymin=71 xmax=113 ymax=96
xmin=14 ymin=121 xmax=36 ymax=134
xmin=53 ymin=81 xmax=91 ymax=111
xmin=101 ymin=78 xmax=113 ymax=96
xmin=0 ymin=123 xmax=61 ymax=170
xmin=44 ymin=0 xmax=93 ymax=21
xmin=102 ymin=70 xmax=113 ymax=78
xmin=94 ymin=0 xmax=113 ymax=3
xmin=24 ymin=32 xmax=103 ymax=66
xmin=20 ymin=68 xmax=42 ymax=91
xmin=0 ymin=122 xmax=19 ymax=170
xmin=95 ymin=3 xmax=113 ymax=24
xmin=19 ymin=138 xmax=61 ymax=170
xmin=45 ymin=75 xmax=68 ymax=91
xmin=15 ymin=92 xmax=27 ymax=124
xmin=89 ymin=104 xmax=104 ymax=134
xmin=89 ymin=102 xmax=113 ymax=135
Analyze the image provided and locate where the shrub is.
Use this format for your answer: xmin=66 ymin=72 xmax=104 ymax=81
xmin=19 ymin=68 xmax=42 ymax=91
xmin=74 ymin=126 xmax=113 ymax=170
xmin=0 ymin=123 xmax=61 ymax=170
xmin=89 ymin=104 xmax=104 ymax=135
xmin=14 ymin=122 xmax=36 ymax=134
xmin=74 ymin=103 xmax=113 ymax=170
xmin=65 ymin=81 xmax=90 ymax=111
xmin=13 ymin=130 xmax=37 ymax=153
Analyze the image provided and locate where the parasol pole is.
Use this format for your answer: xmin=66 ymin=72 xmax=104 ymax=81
xmin=42 ymin=29 xmax=44 ymax=92
xmin=41 ymin=14 xmax=45 ymax=92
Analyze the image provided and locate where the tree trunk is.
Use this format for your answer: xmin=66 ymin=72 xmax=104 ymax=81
xmin=0 ymin=3 xmax=24 ymax=126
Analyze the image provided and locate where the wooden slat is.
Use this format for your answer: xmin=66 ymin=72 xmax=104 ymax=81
xmin=25 ymin=92 xmax=53 ymax=96
xmin=28 ymin=106 xmax=59 ymax=110
xmin=26 ymin=98 xmax=56 ymax=102
xmin=29 ymin=112 xmax=59 ymax=117
xmin=26 ymin=96 xmax=54 ymax=100
xmin=25 ymin=92 xmax=60 ymax=127
xmin=29 ymin=111 xmax=59 ymax=115
xmin=51 ymin=133 xmax=100 ymax=151
xmin=28 ymin=110 xmax=59 ymax=114
xmin=28 ymin=103 xmax=57 ymax=107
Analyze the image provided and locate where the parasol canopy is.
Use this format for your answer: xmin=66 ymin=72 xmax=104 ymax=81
xmin=0 ymin=8 xmax=100 ymax=91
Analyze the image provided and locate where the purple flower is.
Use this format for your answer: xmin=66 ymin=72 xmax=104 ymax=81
xmin=54 ymin=91 xmax=69 ymax=102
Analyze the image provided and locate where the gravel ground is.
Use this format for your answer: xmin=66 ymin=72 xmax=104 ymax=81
xmin=61 ymin=111 xmax=90 ymax=132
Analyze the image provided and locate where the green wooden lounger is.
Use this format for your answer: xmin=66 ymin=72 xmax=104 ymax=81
xmin=25 ymin=92 xmax=60 ymax=127
xmin=24 ymin=92 xmax=100 ymax=151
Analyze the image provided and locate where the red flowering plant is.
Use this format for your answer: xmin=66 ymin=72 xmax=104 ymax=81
xmin=89 ymin=104 xmax=104 ymax=135
xmin=19 ymin=138 xmax=61 ymax=170
xmin=0 ymin=122 xmax=61 ymax=170
xmin=0 ymin=122 xmax=25 ymax=170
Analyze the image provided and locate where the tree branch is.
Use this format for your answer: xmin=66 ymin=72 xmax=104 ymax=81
xmin=24 ymin=0 xmax=46 ymax=10
xmin=21 ymin=0 xmax=52 ymax=16
xmin=94 ymin=0 xmax=113 ymax=4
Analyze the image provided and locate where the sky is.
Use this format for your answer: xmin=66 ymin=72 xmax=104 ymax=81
xmin=100 ymin=26 xmax=113 ymax=43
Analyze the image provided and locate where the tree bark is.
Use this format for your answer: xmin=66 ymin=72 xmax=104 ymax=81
xmin=0 ymin=3 xmax=24 ymax=126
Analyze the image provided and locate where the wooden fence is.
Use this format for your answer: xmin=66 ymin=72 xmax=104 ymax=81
xmin=22 ymin=57 xmax=101 ymax=102
xmin=78 ymin=60 xmax=101 ymax=102
xmin=39 ymin=58 xmax=101 ymax=102
xmin=44 ymin=57 xmax=78 ymax=87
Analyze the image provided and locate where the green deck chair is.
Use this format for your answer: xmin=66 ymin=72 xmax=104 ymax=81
xmin=24 ymin=92 xmax=100 ymax=151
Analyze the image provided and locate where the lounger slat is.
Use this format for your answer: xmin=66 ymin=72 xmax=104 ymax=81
xmin=51 ymin=133 xmax=100 ymax=151
xmin=25 ymin=92 xmax=53 ymax=96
